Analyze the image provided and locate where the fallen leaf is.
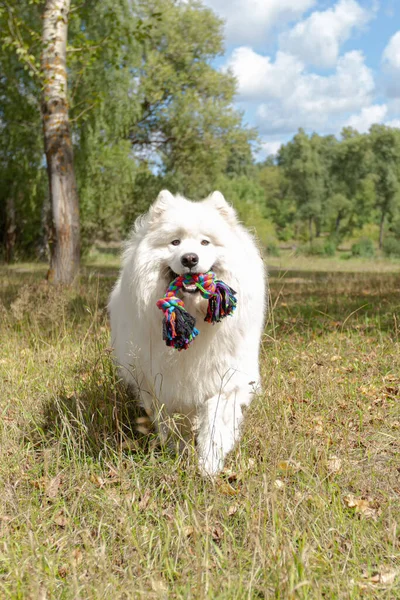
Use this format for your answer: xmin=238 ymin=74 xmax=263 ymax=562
xmin=330 ymin=355 xmax=342 ymax=362
xmin=384 ymin=374 xmax=397 ymax=382
xmin=71 ymin=548 xmax=83 ymax=564
xmin=344 ymin=495 xmax=380 ymax=520
xmin=314 ymin=423 xmax=324 ymax=435
xmin=380 ymin=569 xmax=398 ymax=585
xmin=151 ymin=578 xmax=168 ymax=596
xmin=362 ymin=568 xmax=398 ymax=586
xmin=278 ymin=460 xmax=301 ymax=474
xmin=31 ymin=477 xmax=47 ymax=491
xmin=183 ymin=525 xmax=194 ymax=537
xmin=138 ymin=489 xmax=151 ymax=510
xmin=58 ymin=565 xmax=68 ymax=578
xmin=46 ymin=474 xmax=62 ymax=499
xmin=228 ymin=504 xmax=239 ymax=516
xmin=54 ymin=512 xmax=68 ymax=528
xmin=274 ymin=479 xmax=285 ymax=490
xmin=218 ymin=481 xmax=240 ymax=496
xmin=162 ymin=508 xmax=174 ymax=521
xmin=90 ymin=474 xmax=106 ymax=488
xmin=106 ymin=467 xmax=119 ymax=480
xmin=364 ymin=572 xmax=380 ymax=583
xmin=327 ymin=456 xmax=342 ymax=474
xmin=0 ymin=516 xmax=11 ymax=523
xmin=221 ymin=468 xmax=239 ymax=483
xmin=210 ymin=524 xmax=224 ymax=542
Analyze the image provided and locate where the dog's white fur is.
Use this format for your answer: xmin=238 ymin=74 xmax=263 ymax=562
xmin=108 ymin=190 xmax=266 ymax=475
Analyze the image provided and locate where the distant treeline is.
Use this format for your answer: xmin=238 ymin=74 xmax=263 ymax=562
xmin=258 ymin=126 xmax=400 ymax=253
xmin=1 ymin=0 xmax=400 ymax=261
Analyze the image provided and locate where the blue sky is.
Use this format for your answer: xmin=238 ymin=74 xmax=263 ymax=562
xmin=201 ymin=0 xmax=400 ymax=158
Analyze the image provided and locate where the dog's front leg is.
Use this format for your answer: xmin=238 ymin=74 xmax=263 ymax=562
xmin=197 ymin=387 xmax=251 ymax=476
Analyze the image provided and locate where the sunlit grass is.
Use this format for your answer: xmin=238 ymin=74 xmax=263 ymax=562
xmin=267 ymin=250 xmax=400 ymax=273
xmin=0 ymin=261 xmax=399 ymax=598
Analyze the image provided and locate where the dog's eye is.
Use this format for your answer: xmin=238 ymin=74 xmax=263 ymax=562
xmin=171 ymin=239 xmax=181 ymax=246
xmin=201 ymin=240 xmax=210 ymax=246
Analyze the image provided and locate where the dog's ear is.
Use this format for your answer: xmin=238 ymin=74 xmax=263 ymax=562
xmin=148 ymin=190 xmax=175 ymax=220
xmin=204 ymin=191 xmax=238 ymax=225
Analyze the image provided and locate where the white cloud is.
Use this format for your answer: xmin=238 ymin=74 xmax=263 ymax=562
xmin=385 ymin=118 xmax=400 ymax=129
xmin=344 ymin=104 xmax=388 ymax=132
xmin=226 ymin=48 xmax=303 ymax=101
xmin=382 ymin=31 xmax=400 ymax=97
xmin=204 ymin=0 xmax=400 ymax=141
xmin=202 ymin=0 xmax=316 ymax=46
xmin=280 ymin=0 xmax=373 ymax=68
xmin=227 ymin=48 xmax=375 ymax=134
xmin=261 ymin=141 xmax=283 ymax=157
xmin=387 ymin=98 xmax=400 ymax=114
xmin=382 ymin=30 xmax=400 ymax=70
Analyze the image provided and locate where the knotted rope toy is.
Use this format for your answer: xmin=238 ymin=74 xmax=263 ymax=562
xmin=156 ymin=271 xmax=237 ymax=350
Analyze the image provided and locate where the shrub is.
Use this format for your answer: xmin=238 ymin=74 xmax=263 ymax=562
xmin=298 ymin=239 xmax=336 ymax=257
xmin=322 ymin=240 xmax=336 ymax=257
xmin=265 ymin=241 xmax=280 ymax=256
xmin=382 ymin=236 xmax=400 ymax=258
xmin=352 ymin=223 xmax=380 ymax=243
xmin=351 ymin=238 xmax=375 ymax=258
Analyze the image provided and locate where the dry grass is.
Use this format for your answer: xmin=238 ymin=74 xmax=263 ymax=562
xmin=0 ymin=258 xmax=399 ymax=599
xmin=267 ymin=251 xmax=400 ymax=273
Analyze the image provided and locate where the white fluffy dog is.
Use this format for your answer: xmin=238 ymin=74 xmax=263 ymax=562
xmin=108 ymin=190 xmax=266 ymax=475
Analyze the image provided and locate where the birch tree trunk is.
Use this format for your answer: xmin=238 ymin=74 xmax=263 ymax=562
xmin=41 ymin=0 xmax=80 ymax=284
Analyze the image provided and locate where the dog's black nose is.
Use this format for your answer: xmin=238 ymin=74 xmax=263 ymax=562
xmin=181 ymin=253 xmax=199 ymax=268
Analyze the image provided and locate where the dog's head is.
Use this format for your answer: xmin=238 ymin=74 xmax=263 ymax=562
xmin=145 ymin=190 xmax=239 ymax=293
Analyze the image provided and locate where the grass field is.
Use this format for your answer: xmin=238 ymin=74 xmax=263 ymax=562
xmin=0 ymin=256 xmax=399 ymax=599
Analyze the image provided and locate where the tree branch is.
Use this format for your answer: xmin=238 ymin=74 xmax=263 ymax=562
xmin=69 ymin=102 xmax=98 ymax=123
xmin=2 ymin=2 xmax=42 ymax=80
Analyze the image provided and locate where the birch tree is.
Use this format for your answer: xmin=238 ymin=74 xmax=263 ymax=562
xmin=1 ymin=0 xmax=255 ymax=258
xmin=42 ymin=0 xmax=80 ymax=283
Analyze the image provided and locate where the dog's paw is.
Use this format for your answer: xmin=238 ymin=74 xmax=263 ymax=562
xmin=198 ymin=450 xmax=224 ymax=478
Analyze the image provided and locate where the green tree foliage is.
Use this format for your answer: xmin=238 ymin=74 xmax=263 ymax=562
xmin=278 ymin=130 xmax=327 ymax=241
xmin=327 ymin=128 xmax=375 ymax=240
xmin=368 ymin=125 xmax=400 ymax=248
xmin=0 ymin=0 xmax=47 ymax=259
xmin=263 ymin=127 xmax=400 ymax=249
xmin=2 ymin=0 xmax=400 ymax=260
xmin=257 ymin=163 xmax=295 ymax=240
xmin=0 ymin=0 xmax=256 ymax=255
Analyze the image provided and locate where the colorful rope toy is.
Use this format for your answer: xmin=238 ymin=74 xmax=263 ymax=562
xmin=156 ymin=271 xmax=237 ymax=350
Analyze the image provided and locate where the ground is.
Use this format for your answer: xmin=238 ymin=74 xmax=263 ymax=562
xmin=0 ymin=254 xmax=399 ymax=599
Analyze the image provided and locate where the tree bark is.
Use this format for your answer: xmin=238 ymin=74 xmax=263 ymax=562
xmin=335 ymin=211 xmax=342 ymax=235
xmin=41 ymin=0 xmax=80 ymax=284
xmin=39 ymin=195 xmax=52 ymax=262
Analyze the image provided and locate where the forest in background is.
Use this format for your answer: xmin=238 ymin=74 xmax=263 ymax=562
xmin=2 ymin=0 xmax=400 ymax=264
